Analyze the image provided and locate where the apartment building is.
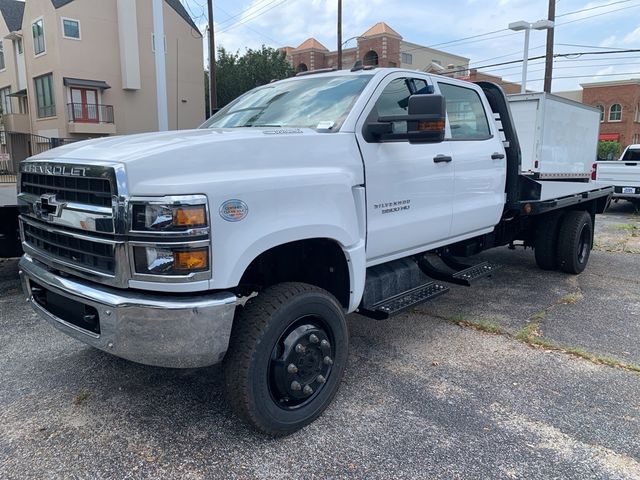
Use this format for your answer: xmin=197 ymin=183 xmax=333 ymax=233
xmin=0 ymin=0 xmax=205 ymax=140
xmin=283 ymin=22 xmax=469 ymax=75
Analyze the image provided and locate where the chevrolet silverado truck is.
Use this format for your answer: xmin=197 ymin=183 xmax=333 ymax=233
xmin=595 ymin=144 xmax=640 ymax=208
xmin=17 ymin=67 xmax=612 ymax=436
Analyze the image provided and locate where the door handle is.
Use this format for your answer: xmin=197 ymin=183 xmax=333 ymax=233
xmin=433 ymin=155 xmax=453 ymax=163
xmin=491 ymin=152 xmax=505 ymax=160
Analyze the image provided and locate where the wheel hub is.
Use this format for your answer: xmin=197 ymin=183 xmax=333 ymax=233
xmin=270 ymin=323 xmax=333 ymax=408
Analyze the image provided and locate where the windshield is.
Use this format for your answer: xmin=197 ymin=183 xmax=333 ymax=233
xmin=201 ymin=74 xmax=373 ymax=131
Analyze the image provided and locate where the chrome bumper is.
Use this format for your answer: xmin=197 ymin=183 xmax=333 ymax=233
xmin=19 ymin=255 xmax=238 ymax=368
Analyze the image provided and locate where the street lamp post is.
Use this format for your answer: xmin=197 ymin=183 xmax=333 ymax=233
xmin=508 ymin=19 xmax=554 ymax=94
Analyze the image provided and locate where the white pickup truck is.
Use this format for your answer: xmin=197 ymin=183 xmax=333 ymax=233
xmin=595 ymin=144 xmax=640 ymax=207
xmin=17 ymin=67 xmax=612 ymax=435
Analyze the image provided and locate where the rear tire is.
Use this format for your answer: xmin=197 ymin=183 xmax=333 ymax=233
xmin=223 ymin=282 xmax=348 ymax=436
xmin=534 ymin=211 xmax=563 ymax=271
xmin=556 ymin=210 xmax=593 ymax=274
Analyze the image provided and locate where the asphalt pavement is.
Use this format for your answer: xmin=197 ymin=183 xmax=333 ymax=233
xmin=1 ymin=203 xmax=639 ymax=479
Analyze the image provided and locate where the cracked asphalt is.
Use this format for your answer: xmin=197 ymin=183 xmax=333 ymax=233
xmin=1 ymin=202 xmax=639 ymax=479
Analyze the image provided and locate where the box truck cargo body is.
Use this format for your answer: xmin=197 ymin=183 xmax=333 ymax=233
xmin=508 ymin=92 xmax=600 ymax=180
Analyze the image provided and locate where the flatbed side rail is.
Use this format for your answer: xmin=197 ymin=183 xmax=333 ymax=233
xmin=517 ymin=186 xmax=613 ymax=216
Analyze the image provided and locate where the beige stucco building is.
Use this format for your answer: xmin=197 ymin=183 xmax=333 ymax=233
xmin=0 ymin=0 xmax=205 ymax=140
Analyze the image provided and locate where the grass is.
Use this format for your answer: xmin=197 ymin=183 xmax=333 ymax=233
xmin=557 ymin=292 xmax=583 ymax=305
xmin=73 ymin=389 xmax=91 ymax=405
xmin=613 ymin=223 xmax=639 ymax=232
xmin=448 ymin=313 xmax=504 ymax=335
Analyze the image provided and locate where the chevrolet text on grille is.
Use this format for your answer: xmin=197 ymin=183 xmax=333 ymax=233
xmin=21 ymin=164 xmax=87 ymax=177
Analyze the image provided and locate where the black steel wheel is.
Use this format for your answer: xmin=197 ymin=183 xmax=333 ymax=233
xmin=556 ymin=210 xmax=593 ymax=274
xmin=223 ymin=282 xmax=348 ymax=436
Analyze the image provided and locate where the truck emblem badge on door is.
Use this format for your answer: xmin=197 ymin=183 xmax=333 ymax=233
xmin=220 ymin=199 xmax=248 ymax=222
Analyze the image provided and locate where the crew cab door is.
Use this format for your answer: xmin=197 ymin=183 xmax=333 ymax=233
xmin=434 ymin=79 xmax=507 ymax=237
xmin=356 ymin=73 xmax=455 ymax=263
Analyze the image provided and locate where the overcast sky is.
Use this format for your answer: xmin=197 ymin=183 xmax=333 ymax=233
xmin=181 ymin=0 xmax=640 ymax=92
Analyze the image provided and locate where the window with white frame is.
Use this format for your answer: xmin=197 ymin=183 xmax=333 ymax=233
xmin=34 ymin=73 xmax=55 ymax=118
xmin=62 ymin=18 xmax=80 ymax=39
xmin=401 ymin=52 xmax=413 ymax=65
xmin=0 ymin=87 xmax=12 ymax=115
xmin=609 ymin=103 xmax=622 ymax=122
xmin=0 ymin=41 xmax=4 ymax=70
xmin=32 ymin=18 xmax=45 ymax=55
xmin=635 ymin=103 xmax=640 ymax=122
xmin=596 ymin=104 xmax=604 ymax=122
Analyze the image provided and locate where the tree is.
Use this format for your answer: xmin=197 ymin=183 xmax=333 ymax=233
xmin=215 ymin=46 xmax=294 ymax=108
xmin=597 ymin=141 xmax=622 ymax=161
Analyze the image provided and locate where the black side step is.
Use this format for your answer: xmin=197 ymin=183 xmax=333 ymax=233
xmin=359 ymin=281 xmax=449 ymax=320
xmin=419 ymin=254 xmax=501 ymax=286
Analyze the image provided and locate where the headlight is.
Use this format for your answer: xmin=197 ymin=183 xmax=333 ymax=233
xmin=133 ymin=246 xmax=209 ymax=275
xmin=131 ymin=203 xmax=207 ymax=232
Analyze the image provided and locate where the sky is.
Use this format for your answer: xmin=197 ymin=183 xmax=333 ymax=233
xmin=180 ymin=0 xmax=640 ymax=92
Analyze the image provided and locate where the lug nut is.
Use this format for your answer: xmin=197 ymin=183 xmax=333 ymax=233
xmin=303 ymin=385 xmax=314 ymax=396
xmin=295 ymin=344 xmax=306 ymax=354
xmin=323 ymin=356 xmax=333 ymax=366
xmin=309 ymin=334 xmax=319 ymax=344
xmin=321 ymin=339 xmax=330 ymax=348
xmin=290 ymin=381 xmax=302 ymax=391
xmin=287 ymin=363 xmax=298 ymax=374
xmin=317 ymin=375 xmax=326 ymax=384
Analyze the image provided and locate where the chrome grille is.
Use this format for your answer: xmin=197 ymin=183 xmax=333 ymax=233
xmin=23 ymin=222 xmax=116 ymax=275
xmin=20 ymin=172 xmax=112 ymax=208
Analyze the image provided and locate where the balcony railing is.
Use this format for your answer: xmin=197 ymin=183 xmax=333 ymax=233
xmin=67 ymin=103 xmax=114 ymax=124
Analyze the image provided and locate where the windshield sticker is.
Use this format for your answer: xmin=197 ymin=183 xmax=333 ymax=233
xmin=316 ymin=121 xmax=335 ymax=130
xmin=263 ymin=128 xmax=304 ymax=135
xmin=220 ymin=200 xmax=249 ymax=222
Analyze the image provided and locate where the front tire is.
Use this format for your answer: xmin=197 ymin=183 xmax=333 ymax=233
xmin=557 ymin=210 xmax=593 ymax=274
xmin=223 ymin=282 xmax=349 ymax=436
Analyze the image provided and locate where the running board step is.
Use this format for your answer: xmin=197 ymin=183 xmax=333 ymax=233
xmin=359 ymin=282 xmax=449 ymax=320
xmin=451 ymin=262 xmax=502 ymax=286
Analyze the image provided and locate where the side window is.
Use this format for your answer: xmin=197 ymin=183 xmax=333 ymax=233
xmin=438 ymin=82 xmax=491 ymax=140
xmin=374 ymin=77 xmax=429 ymax=134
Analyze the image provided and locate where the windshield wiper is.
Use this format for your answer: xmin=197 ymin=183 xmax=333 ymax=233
xmin=246 ymin=124 xmax=283 ymax=128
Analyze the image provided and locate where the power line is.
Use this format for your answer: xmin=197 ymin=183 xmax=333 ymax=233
xmin=556 ymin=2 xmax=640 ymax=25
xmin=215 ymin=0 xmax=279 ymax=26
xmin=556 ymin=0 xmax=634 ymax=17
xmin=217 ymin=0 xmax=291 ymax=33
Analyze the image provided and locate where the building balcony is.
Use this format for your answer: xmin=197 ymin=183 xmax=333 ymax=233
xmin=3 ymin=113 xmax=31 ymax=133
xmin=67 ymin=103 xmax=116 ymax=135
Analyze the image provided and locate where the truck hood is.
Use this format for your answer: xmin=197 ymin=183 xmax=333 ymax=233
xmin=25 ymin=127 xmax=364 ymax=197
xmin=30 ymin=128 xmax=310 ymax=164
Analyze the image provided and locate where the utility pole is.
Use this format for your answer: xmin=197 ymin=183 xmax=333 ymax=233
xmin=337 ymin=0 xmax=343 ymax=69
xmin=208 ymin=0 xmax=218 ymax=113
xmin=543 ymin=0 xmax=556 ymax=93
xmin=152 ymin=0 xmax=168 ymax=131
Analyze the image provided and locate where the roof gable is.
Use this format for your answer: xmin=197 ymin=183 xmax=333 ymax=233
xmin=50 ymin=0 xmax=201 ymax=35
xmin=361 ymin=22 xmax=402 ymax=38
xmin=0 ymin=0 xmax=24 ymax=32
xmin=294 ymin=38 xmax=329 ymax=51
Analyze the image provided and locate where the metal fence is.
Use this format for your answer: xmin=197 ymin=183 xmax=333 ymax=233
xmin=0 ymin=131 xmax=76 ymax=184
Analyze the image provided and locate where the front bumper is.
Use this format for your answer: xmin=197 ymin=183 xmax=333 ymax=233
xmin=19 ymin=255 xmax=238 ymax=368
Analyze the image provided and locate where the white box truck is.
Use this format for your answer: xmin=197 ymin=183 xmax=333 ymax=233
xmin=508 ymin=92 xmax=600 ymax=180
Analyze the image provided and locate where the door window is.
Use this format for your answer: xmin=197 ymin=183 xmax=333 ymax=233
xmin=374 ymin=78 xmax=430 ymax=134
xmin=437 ymin=82 xmax=491 ymax=140
xmin=70 ymin=87 xmax=98 ymax=122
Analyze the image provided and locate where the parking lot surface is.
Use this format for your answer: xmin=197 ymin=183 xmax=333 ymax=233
xmin=1 ymin=203 xmax=639 ymax=479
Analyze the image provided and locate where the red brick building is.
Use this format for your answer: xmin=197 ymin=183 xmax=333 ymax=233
xmin=282 ymin=22 xmax=469 ymax=74
xmin=581 ymin=79 xmax=640 ymax=148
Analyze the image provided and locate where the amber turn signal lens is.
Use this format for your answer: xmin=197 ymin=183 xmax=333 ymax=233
xmin=417 ymin=120 xmax=446 ymax=132
xmin=173 ymin=206 xmax=206 ymax=227
xmin=174 ymin=249 xmax=209 ymax=271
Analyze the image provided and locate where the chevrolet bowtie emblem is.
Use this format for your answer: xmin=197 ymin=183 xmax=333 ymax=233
xmin=34 ymin=194 xmax=64 ymax=220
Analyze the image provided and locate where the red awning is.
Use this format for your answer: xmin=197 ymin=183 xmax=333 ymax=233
xmin=599 ymin=133 xmax=620 ymax=141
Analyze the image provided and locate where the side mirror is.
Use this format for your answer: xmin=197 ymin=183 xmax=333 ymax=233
xmin=365 ymin=94 xmax=446 ymax=144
